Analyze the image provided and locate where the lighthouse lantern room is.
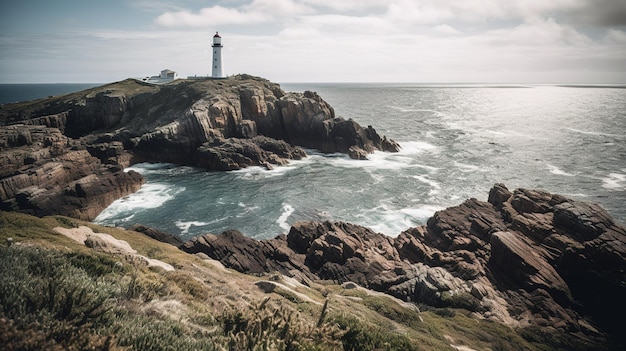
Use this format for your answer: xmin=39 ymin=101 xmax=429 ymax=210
xmin=212 ymin=32 xmax=224 ymax=78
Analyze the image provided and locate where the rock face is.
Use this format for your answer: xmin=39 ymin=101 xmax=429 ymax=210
xmin=181 ymin=184 xmax=626 ymax=348
xmin=0 ymin=125 xmax=143 ymax=220
xmin=0 ymin=75 xmax=399 ymax=219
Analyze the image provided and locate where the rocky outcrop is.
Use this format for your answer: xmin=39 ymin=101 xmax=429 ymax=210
xmin=0 ymin=125 xmax=143 ymax=220
xmin=0 ymin=75 xmax=398 ymax=219
xmin=1 ymin=76 xmax=398 ymax=169
xmin=181 ymin=184 xmax=626 ymax=347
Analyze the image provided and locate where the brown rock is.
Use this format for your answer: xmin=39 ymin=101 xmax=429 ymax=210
xmin=489 ymin=231 xmax=571 ymax=303
xmin=554 ymin=201 xmax=614 ymax=241
xmin=488 ymin=183 xmax=512 ymax=207
xmin=0 ymin=127 xmax=144 ymax=220
xmin=130 ymin=223 xmax=184 ymax=247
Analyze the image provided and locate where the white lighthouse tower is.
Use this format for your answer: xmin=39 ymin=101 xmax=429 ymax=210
xmin=211 ymin=32 xmax=224 ymax=78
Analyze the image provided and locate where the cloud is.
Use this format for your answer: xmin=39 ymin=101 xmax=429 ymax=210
xmin=296 ymin=14 xmax=395 ymax=35
xmin=565 ymin=0 xmax=626 ymax=26
xmin=299 ymin=0 xmax=386 ymax=12
xmin=155 ymin=6 xmax=270 ymax=27
xmin=481 ymin=17 xmax=593 ymax=47
xmin=604 ymin=29 xmax=626 ymax=43
xmin=154 ymin=0 xmax=314 ymax=27
xmin=433 ymin=24 xmax=461 ymax=35
xmin=384 ymin=0 xmax=626 ymax=28
xmin=131 ymin=1 xmax=186 ymax=13
xmin=245 ymin=0 xmax=314 ymax=17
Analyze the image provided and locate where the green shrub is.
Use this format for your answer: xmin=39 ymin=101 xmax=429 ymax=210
xmin=55 ymin=216 xmax=78 ymax=228
xmin=0 ymin=246 xmax=118 ymax=350
xmin=439 ymin=291 xmax=481 ymax=312
xmin=330 ymin=314 xmax=422 ymax=351
xmin=166 ymin=271 xmax=210 ymax=300
xmin=66 ymin=252 xmax=123 ymax=277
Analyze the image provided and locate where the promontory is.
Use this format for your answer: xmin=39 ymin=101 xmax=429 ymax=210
xmin=0 ymin=75 xmax=399 ymax=220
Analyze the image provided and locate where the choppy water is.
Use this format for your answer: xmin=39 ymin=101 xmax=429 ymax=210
xmin=91 ymin=84 xmax=626 ymax=240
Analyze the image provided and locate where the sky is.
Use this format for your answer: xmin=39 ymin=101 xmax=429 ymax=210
xmin=1 ymin=0 xmax=625 ymax=83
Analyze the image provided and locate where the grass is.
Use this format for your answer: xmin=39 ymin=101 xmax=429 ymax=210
xmin=0 ymin=245 xmax=340 ymax=351
xmin=0 ymin=211 xmax=612 ymax=350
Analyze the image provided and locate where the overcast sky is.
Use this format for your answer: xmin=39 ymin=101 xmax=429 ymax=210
xmin=1 ymin=0 xmax=625 ymax=83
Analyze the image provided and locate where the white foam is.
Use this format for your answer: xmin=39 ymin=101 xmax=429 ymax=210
xmin=390 ymin=107 xmax=446 ymax=115
xmin=363 ymin=204 xmax=443 ymax=237
xmin=453 ymin=161 xmax=480 ymax=173
xmin=125 ymin=162 xmax=179 ymax=175
xmin=276 ymin=203 xmax=295 ymax=232
xmin=547 ymin=164 xmax=575 ymax=176
xmin=397 ymin=141 xmax=438 ymax=154
xmin=566 ymin=128 xmax=625 ymax=138
xmin=175 ymin=220 xmax=211 ymax=235
xmin=94 ymin=183 xmax=185 ymax=222
xmin=602 ymin=173 xmax=626 ymax=190
xmin=314 ymin=141 xmax=438 ymax=172
xmin=412 ymin=175 xmax=441 ymax=195
xmin=236 ymin=202 xmax=259 ymax=217
xmin=232 ymin=163 xmax=300 ymax=179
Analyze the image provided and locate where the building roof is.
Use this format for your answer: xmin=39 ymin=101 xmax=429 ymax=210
xmin=214 ymin=32 xmax=221 ymax=38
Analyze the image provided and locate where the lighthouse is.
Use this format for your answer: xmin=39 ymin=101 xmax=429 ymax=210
xmin=211 ymin=32 xmax=224 ymax=78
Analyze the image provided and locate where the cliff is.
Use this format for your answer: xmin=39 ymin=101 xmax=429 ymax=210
xmin=181 ymin=184 xmax=626 ymax=349
xmin=0 ymin=75 xmax=399 ymax=219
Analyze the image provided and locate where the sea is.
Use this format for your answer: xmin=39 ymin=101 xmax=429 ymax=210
xmin=2 ymin=83 xmax=625 ymax=240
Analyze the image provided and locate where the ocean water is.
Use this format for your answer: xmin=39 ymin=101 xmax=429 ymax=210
xmin=0 ymin=83 xmax=100 ymax=104
xmin=93 ymin=83 xmax=626 ymax=240
xmin=2 ymin=83 xmax=624 ymax=240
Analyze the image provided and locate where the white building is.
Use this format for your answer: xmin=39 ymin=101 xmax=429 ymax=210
xmin=211 ymin=32 xmax=224 ymax=78
xmin=160 ymin=69 xmax=178 ymax=79
xmin=142 ymin=69 xmax=179 ymax=84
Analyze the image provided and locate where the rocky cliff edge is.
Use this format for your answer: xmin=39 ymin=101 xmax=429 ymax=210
xmin=0 ymin=75 xmax=399 ymax=219
xmin=181 ymin=183 xmax=626 ymax=349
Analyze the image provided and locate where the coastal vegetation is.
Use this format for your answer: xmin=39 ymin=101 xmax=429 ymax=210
xmin=0 ymin=211 xmax=612 ymax=350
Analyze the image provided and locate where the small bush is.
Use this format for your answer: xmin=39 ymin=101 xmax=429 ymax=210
xmin=55 ymin=216 xmax=78 ymax=228
xmin=440 ymin=291 xmax=481 ymax=312
xmin=66 ymin=252 xmax=122 ymax=277
xmin=330 ymin=314 xmax=421 ymax=351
